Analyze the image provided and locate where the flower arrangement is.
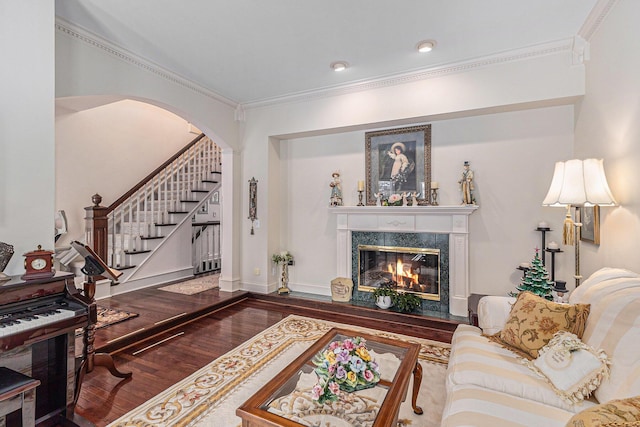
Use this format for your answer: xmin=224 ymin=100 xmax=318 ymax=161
xmin=272 ymin=251 xmax=293 ymax=264
xmin=311 ymin=336 xmax=381 ymax=404
xmin=384 ymin=193 xmax=403 ymax=206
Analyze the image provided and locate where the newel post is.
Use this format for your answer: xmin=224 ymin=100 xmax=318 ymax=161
xmin=84 ymin=194 xmax=109 ymax=264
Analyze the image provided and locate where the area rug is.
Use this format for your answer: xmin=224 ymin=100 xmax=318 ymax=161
xmin=158 ymin=274 xmax=219 ymax=295
xmin=95 ymin=306 xmax=139 ymax=330
xmin=107 ymin=315 xmax=450 ymax=427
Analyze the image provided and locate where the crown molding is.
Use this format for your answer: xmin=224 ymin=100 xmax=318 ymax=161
xmin=241 ymin=38 xmax=575 ymax=110
xmin=579 ymin=0 xmax=619 ymax=41
xmin=55 ymin=18 xmax=239 ymax=109
xmin=55 ymin=15 xmax=592 ymax=114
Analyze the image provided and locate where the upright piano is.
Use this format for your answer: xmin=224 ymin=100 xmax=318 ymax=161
xmin=0 ymin=272 xmax=89 ymax=426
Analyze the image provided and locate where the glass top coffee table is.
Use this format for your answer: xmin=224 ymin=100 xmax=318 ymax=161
xmin=236 ymin=327 xmax=423 ymax=427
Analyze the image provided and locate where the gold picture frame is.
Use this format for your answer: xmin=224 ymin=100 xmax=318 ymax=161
xmin=365 ymin=124 xmax=431 ymax=205
xmin=580 ymin=205 xmax=600 ymax=245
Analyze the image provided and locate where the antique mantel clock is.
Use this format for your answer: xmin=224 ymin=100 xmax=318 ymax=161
xmin=22 ymin=245 xmax=55 ymax=280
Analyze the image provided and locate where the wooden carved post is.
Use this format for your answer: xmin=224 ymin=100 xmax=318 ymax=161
xmin=84 ymin=194 xmax=109 ymax=264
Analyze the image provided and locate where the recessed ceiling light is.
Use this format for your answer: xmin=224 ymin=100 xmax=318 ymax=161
xmin=330 ymin=61 xmax=348 ymax=72
xmin=416 ymin=40 xmax=436 ymax=53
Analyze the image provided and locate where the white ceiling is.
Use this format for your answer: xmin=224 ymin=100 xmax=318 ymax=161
xmin=55 ymin=0 xmax=599 ymax=105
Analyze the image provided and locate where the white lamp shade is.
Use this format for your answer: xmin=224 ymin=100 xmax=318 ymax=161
xmin=542 ymin=159 xmax=616 ymax=207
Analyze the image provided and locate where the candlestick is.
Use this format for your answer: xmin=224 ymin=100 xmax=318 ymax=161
xmin=357 ymin=190 xmax=364 ymax=206
xmin=430 ymin=188 xmax=439 ymax=206
xmin=357 ymin=180 xmax=364 ymax=191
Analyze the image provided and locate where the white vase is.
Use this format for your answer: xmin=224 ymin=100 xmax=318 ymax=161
xmin=376 ymin=295 xmax=393 ymax=309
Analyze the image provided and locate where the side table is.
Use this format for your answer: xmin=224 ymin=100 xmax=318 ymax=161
xmin=468 ymin=293 xmax=488 ymax=327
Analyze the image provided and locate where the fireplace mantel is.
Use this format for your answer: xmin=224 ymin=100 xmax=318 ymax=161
xmin=329 ymin=205 xmax=478 ymax=317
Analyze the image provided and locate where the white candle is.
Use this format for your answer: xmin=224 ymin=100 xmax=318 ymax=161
xmin=520 ymin=262 xmax=531 ymax=268
xmin=538 ymin=221 xmax=549 ymax=228
xmin=548 ymin=241 xmax=559 ymax=250
xmin=431 ymin=181 xmax=439 ymax=189
xmin=358 ymin=180 xmax=364 ymax=191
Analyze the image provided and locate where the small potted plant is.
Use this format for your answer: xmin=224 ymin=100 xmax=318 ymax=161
xmin=372 ymin=284 xmax=397 ymax=309
xmin=393 ymin=291 xmax=422 ymax=313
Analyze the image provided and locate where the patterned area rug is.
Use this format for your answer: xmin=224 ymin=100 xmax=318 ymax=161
xmin=96 ymin=306 xmax=139 ymax=330
xmin=107 ymin=315 xmax=450 ymax=427
xmin=158 ymin=275 xmax=219 ymax=295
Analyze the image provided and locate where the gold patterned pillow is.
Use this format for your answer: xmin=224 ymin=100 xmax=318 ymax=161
xmin=491 ymin=291 xmax=590 ymax=359
xmin=565 ymin=396 xmax=640 ymax=426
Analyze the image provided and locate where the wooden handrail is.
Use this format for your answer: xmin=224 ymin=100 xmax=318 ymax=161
xmin=106 ymin=133 xmax=206 ymax=213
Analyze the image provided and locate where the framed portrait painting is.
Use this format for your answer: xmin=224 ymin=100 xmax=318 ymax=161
xmin=580 ymin=205 xmax=600 ymax=245
xmin=365 ymin=124 xmax=431 ymax=205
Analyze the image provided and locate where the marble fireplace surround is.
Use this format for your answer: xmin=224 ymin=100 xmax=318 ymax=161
xmin=330 ymin=206 xmax=478 ymax=317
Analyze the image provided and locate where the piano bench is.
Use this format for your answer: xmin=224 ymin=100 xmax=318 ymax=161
xmin=0 ymin=367 xmax=40 ymax=427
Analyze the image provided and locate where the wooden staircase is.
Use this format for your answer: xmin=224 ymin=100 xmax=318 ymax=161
xmin=84 ymin=134 xmax=222 ymax=290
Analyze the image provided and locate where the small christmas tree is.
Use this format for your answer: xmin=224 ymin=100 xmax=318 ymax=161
xmin=512 ymin=249 xmax=554 ymax=301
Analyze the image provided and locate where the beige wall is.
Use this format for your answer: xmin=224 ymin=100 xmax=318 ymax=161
xmin=0 ymin=2 xmax=55 ymax=276
xmin=574 ymin=0 xmax=640 ymax=277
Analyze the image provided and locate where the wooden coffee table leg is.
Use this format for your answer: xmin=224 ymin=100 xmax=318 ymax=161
xmin=412 ymin=361 xmax=424 ymax=414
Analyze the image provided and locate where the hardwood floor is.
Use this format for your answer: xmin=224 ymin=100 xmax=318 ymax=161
xmin=72 ymin=284 xmax=463 ymax=426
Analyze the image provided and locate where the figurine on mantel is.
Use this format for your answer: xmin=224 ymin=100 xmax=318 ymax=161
xmin=458 ymin=161 xmax=476 ymax=205
xmin=411 ymin=191 xmax=419 ymax=206
xmin=374 ymin=192 xmax=383 ymax=206
xmin=329 ymin=172 xmax=343 ymax=207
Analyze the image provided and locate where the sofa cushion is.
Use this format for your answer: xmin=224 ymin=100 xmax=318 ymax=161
xmin=578 ymin=287 xmax=640 ymax=404
xmin=492 ymin=291 xmax=590 ymax=359
xmin=477 ymin=295 xmax=516 ymax=335
xmin=522 ymin=331 xmax=610 ymax=404
xmin=565 ymin=396 xmax=640 ymax=427
xmin=447 ymin=325 xmax=594 ymax=413
xmin=442 ymin=383 xmax=576 ymax=427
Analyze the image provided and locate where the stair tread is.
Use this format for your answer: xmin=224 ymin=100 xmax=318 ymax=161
xmin=191 ymin=190 xmax=209 ymax=193
xmin=141 ymin=236 xmax=164 ymax=240
xmin=124 ymin=250 xmax=151 ymax=255
xmin=155 ymin=223 xmax=177 ymax=226
xmin=202 ymin=180 xmax=218 ymax=183
xmin=168 ymin=211 xmax=189 ymax=214
xmin=180 ymin=200 xmax=199 ymax=203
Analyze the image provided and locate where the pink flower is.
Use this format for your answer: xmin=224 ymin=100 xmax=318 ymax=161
xmin=343 ymin=339 xmax=355 ymax=351
xmin=388 ymin=194 xmax=402 ymax=203
xmin=328 ymin=381 xmax=340 ymax=395
xmin=363 ymin=369 xmax=374 ymax=382
xmin=311 ymin=384 xmax=323 ymax=400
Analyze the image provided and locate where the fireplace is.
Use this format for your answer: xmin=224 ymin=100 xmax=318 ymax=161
xmin=358 ymin=245 xmax=440 ymax=300
xmin=329 ymin=205 xmax=477 ymax=317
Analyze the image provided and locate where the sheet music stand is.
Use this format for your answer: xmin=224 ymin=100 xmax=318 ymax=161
xmin=70 ymin=241 xmax=132 ymax=408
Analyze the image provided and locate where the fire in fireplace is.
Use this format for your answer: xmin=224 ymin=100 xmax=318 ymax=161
xmin=357 ymin=244 xmax=440 ymax=300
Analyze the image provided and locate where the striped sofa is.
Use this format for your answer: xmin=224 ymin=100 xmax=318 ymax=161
xmin=441 ymin=268 xmax=640 ymax=426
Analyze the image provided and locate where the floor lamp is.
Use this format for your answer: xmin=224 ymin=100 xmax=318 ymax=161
xmin=542 ymin=159 xmax=616 ymax=288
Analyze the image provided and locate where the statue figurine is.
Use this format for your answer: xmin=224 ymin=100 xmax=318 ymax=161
xmin=329 ymin=172 xmax=343 ymax=206
xmin=401 ymin=192 xmax=408 ymax=206
xmin=411 ymin=191 xmax=419 ymax=206
xmin=374 ymin=192 xmax=383 ymax=206
xmin=458 ymin=161 xmax=476 ymax=205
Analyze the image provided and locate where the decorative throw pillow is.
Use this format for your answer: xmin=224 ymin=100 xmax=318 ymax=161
xmin=522 ymin=331 xmax=610 ymax=404
xmin=565 ymin=396 xmax=640 ymax=427
xmin=490 ymin=291 xmax=590 ymax=359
